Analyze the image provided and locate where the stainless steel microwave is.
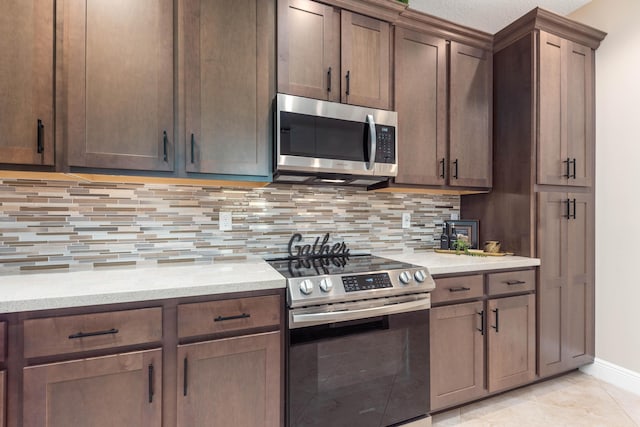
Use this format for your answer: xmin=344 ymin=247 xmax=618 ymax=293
xmin=274 ymin=93 xmax=398 ymax=187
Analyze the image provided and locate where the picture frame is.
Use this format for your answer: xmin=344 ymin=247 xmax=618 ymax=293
xmin=446 ymin=220 xmax=479 ymax=249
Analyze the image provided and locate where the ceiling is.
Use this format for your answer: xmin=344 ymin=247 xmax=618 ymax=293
xmin=408 ymin=0 xmax=592 ymax=34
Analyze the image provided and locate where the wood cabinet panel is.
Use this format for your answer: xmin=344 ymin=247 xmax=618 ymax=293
xmin=430 ymin=301 xmax=486 ymax=411
xmin=432 ymin=275 xmax=484 ymax=305
xmin=487 ymin=269 xmax=535 ymax=296
xmin=177 ymin=295 xmax=281 ymax=339
xmin=449 ymin=42 xmax=492 ymax=188
xmin=394 ymin=28 xmax=447 ymax=186
xmin=0 ymin=322 xmax=5 ymax=363
xmin=277 ymin=0 xmax=340 ymax=102
xmin=24 ymin=307 xmax=162 ymax=359
xmin=341 ymin=11 xmax=390 ymax=109
xmin=184 ymin=0 xmax=274 ymax=176
xmin=0 ymin=0 xmax=54 ymax=166
xmin=23 ymin=348 xmax=162 ymax=427
xmin=487 ymin=294 xmax=536 ymax=392
xmin=0 ymin=370 xmax=4 ymax=427
xmin=177 ymin=331 xmax=280 ymax=427
xmin=65 ymin=0 xmax=174 ymax=171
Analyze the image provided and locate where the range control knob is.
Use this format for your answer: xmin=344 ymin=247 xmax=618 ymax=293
xmin=319 ymin=278 xmax=333 ymax=293
xmin=399 ymin=271 xmax=412 ymax=284
xmin=299 ymin=279 xmax=314 ymax=295
xmin=414 ymin=270 xmax=427 ymax=283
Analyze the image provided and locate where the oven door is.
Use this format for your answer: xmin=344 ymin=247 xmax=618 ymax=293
xmin=287 ymin=308 xmax=429 ymax=427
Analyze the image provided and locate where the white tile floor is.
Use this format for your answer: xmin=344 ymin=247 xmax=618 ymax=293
xmin=432 ymin=371 xmax=640 ymax=426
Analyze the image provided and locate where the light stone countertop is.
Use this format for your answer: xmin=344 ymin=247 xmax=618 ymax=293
xmin=0 ymin=251 xmax=540 ymax=313
xmin=378 ymin=250 xmax=540 ymax=276
xmin=0 ymin=261 xmax=286 ymax=314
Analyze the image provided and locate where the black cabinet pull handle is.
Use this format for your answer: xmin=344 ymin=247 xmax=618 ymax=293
xmin=190 ymin=133 xmax=195 ymax=164
xmin=214 ymin=313 xmax=251 ymax=322
xmin=439 ymin=158 xmax=446 ymax=179
xmin=183 ymin=357 xmax=188 ymax=396
xmin=477 ymin=310 xmax=485 ymax=335
xmin=327 ymin=67 xmax=332 ymax=93
xmin=564 ymin=198 xmax=571 ymax=219
xmin=345 ymin=70 xmax=350 ymax=96
xmin=564 ymin=157 xmax=571 ymax=178
xmin=148 ymin=364 xmax=154 ymax=403
xmin=571 ymin=198 xmax=577 ymax=219
xmin=453 ymin=159 xmax=459 ymax=179
xmin=37 ymin=119 xmax=44 ymax=154
xmin=492 ymin=308 xmax=499 ymax=332
xmin=163 ymin=130 xmax=168 ymax=162
xmin=68 ymin=328 xmax=118 ymax=339
xmin=505 ymin=280 xmax=526 ymax=285
xmin=571 ymin=158 xmax=577 ymax=179
xmin=448 ymin=286 xmax=470 ymax=293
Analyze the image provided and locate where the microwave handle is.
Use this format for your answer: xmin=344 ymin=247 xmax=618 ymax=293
xmin=366 ymin=114 xmax=376 ymax=171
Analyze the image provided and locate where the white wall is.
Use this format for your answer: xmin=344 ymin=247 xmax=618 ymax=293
xmin=570 ymin=0 xmax=640 ymax=374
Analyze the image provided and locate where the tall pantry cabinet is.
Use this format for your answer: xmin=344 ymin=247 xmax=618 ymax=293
xmin=461 ymin=8 xmax=605 ymax=378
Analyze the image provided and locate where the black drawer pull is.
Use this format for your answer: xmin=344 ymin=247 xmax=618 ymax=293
xmin=37 ymin=119 xmax=44 ymax=153
xmin=345 ymin=70 xmax=350 ymax=96
xmin=214 ymin=313 xmax=251 ymax=322
xmin=183 ymin=357 xmax=188 ymax=396
xmin=563 ymin=157 xmax=571 ymax=178
xmin=571 ymin=158 xmax=577 ymax=179
xmin=148 ymin=364 xmax=154 ymax=403
xmin=505 ymin=280 xmax=526 ymax=285
xmin=492 ymin=308 xmax=499 ymax=332
xmin=327 ymin=66 xmax=332 ymax=93
xmin=477 ymin=310 xmax=485 ymax=336
xmin=439 ymin=157 xmax=446 ymax=179
xmin=68 ymin=328 xmax=119 ymax=339
xmin=452 ymin=159 xmax=459 ymax=179
xmin=448 ymin=286 xmax=471 ymax=293
xmin=163 ymin=130 xmax=168 ymax=162
xmin=190 ymin=133 xmax=195 ymax=164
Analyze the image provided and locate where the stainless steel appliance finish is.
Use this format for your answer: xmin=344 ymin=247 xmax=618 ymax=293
xmin=267 ymin=254 xmax=435 ymax=427
xmin=274 ymin=93 xmax=398 ymax=186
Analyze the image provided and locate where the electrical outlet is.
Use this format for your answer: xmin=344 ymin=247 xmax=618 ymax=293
xmin=402 ymin=212 xmax=411 ymax=229
xmin=219 ymin=211 xmax=232 ymax=231
xmin=450 ymin=212 xmax=460 ymax=220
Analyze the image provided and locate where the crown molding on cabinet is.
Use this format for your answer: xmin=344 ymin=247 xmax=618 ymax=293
xmin=321 ymin=0 xmax=407 ymax=23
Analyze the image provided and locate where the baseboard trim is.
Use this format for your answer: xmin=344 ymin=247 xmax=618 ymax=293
xmin=580 ymin=358 xmax=640 ymax=396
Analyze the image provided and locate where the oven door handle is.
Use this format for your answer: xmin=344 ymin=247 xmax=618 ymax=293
xmin=290 ymin=297 xmax=430 ymax=328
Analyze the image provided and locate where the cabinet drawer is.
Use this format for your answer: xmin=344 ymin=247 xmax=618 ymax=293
xmin=178 ymin=295 xmax=281 ymax=339
xmin=487 ymin=270 xmax=535 ymax=296
xmin=432 ymin=275 xmax=484 ymax=304
xmin=24 ymin=307 xmax=162 ymax=359
xmin=0 ymin=321 xmax=5 ymax=363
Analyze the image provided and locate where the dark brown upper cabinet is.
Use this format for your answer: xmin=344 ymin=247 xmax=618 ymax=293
xmin=538 ymin=31 xmax=594 ymax=187
xmin=64 ymin=0 xmax=174 ymax=172
xmin=184 ymin=0 xmax=274 ymax=177
xmin=0 ymin=0 xmax=54 ymax=166
xmin=393 ymin=11 xmax=492 ymax=189
xmin=278 ymin=0 xmax=391 ymax=110
xmin=449 ymin=42 xmax=492 ymax=188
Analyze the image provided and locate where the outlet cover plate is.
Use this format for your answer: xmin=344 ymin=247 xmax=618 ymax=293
xmin=402 ymin=212 xmax=411 ymax=229
xmin=219 ymin=212 xmax=232 ymax=231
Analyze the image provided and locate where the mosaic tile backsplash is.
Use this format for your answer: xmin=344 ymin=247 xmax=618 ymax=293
xmin=0 ymin=178 xmax=459 ymax=275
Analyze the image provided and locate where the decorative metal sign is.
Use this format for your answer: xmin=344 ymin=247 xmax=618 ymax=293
xmin=287 ymin=233 xmax=350 ymax=259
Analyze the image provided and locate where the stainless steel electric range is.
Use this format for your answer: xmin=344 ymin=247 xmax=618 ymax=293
xmin=266 ymin=252 xmax=436 ymax=427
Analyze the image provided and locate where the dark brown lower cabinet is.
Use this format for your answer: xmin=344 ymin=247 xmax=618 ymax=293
xmin=22 ymin=348 xmax=162 ymax=427
xmin=177 ymin=331 xmax=280 ymax=427
xmin=1 ymin=370 xmax=5 ymax=427
xmin=487 ymin=294 xmax=536 ymax=392
xmin=430 ymin=301 xmax=486 ymax=411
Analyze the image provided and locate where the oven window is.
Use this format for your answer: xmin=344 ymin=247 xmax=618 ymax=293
xmin=280 ymin=112 xmax=368 ymax=162
xmin=288 ymin=310 xmax=429 ymax=427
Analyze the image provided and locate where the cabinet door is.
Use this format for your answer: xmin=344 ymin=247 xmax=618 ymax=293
xmin=341 ymin=11 xmax=390 ymax=109
xmin=23 ymin=348 xmax=162 ymax=427
xmin=277 ymin=0 xmax=340 ymax=102
xmin=487 ymin=294 xmax=536 ymax=392
xmin=0 ymin=0 xmax=54 ymax=166
xmin=449 ymin=42 xmax=492 ymax=188
xmin=538 ymin=31 xmax=594 ymax=187
xmin=565 ymin=192 xmax=594 ymax=368
xmin=394 ymin=28 xmax=447 ymax=186
xmin=65 ymin=0 xmax=174 ymax=171
xmin=184 ymin=0 xmax=274 ymax=176
xmin=430 ymin=301 xmax=486 ymax=411
xmin=177 ymin=331 xmax=281 ymax=427
xmin=1 ymin=370 xmax=4 ymax=427
xmin=537 ymin=191 xmax=569 ymax=377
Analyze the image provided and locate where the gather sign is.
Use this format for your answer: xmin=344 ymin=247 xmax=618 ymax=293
xmin=287 ymin=233 xmax=350 ymax=258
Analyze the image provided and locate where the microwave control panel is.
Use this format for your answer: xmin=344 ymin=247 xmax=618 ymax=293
xmin=375 ymin=125 xmax=396 ymax=164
